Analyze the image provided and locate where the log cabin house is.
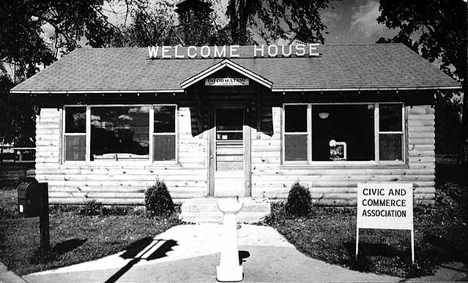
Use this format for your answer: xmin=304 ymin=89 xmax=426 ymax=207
xmin=10 ymin=44 xmax=460 ymax=206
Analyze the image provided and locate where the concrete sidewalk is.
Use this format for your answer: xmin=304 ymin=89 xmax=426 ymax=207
xmin=3 ymin=224 xmax=467 ymax=282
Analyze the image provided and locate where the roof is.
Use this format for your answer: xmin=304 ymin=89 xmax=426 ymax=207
xmin=10 ymin=44 xmax=461 ymax=94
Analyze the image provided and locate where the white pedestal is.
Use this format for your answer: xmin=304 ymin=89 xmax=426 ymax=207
xmin=216 ymin=199 xmax=244 ymax=282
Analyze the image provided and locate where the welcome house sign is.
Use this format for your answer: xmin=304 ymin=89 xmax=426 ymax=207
xmin=147 ymin=44 xmax=321 ymax=59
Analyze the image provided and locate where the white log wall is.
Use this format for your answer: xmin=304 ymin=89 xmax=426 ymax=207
xmin=250 ymin=105 xmax=436 ymax=205
xmin=36 ymin=105 xmax=436 ymax=205
xmin=35 ymin=107 xmax=208 ymax=204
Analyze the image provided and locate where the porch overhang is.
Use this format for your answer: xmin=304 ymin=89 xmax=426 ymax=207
xmin=180 ymin=59 xmax=273 ymax=89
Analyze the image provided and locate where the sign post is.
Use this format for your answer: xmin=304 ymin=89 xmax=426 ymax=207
xmin=356 ymin=183 xmax=414 ymax=263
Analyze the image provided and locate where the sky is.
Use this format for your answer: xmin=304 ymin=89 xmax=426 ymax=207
xmin=321 ymin=0 xmax=398 ymax=45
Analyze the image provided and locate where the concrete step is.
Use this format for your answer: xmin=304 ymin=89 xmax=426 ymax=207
xmin=180 ymin=198 xmax=271 ymax=224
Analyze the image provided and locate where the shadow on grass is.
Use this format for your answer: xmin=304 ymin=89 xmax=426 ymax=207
xmin=344 ymin=241 xmax=408 ymax=258
xmin=104 ymin=237 xmax=178 ymax=283
xmin=30 ymin=238 xmax=88 ymax=264
xmin=54 ymin=238 xmax=88 ymax=254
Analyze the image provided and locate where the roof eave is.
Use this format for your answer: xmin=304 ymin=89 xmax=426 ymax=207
xmin=10 ymin=89 xmax=185 ymax=94
xmin=271 ymin=86 xmax=462 ymax=92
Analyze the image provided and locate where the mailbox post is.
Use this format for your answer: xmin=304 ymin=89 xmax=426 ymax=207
xmin=17 ymin=179 xmax=49 ymax=253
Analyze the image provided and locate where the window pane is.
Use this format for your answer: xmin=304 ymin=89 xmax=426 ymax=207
xmin=380 ymin=134 xmax=403 ymax=161
xmin=312 ymin=105 xmax=374 ymax=161
xmin=91 ymin=106 xmax=149 ymax=159
xmin=65 ymin=135 xmax=86 ymax=161
xmin=154 ymin=135 xmax=175 ymax=161
xmin=65 ymin=107 xmax=86 ymax=133
xmin=380 ymin=104 xmax=402 ymax=131
xmin=154 ymin=106 xmax=176 ymax=133
xmin=285 ymin=105 xmax=307 ymax=132
xmin=216 ymin=109 xmax=243 ymax=140
xmin=285 ymin=134 xmax=307 ymax=161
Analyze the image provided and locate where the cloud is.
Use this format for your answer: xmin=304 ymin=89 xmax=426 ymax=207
xmin=350 ymin=0 xmax=385 ymax=38
xmin=321 ymin=10 xmax=342 ymax=29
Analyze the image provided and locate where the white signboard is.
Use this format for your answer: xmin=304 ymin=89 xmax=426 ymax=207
xmin=357 ymin=183 xmax=413 ymax=230
xmin=148 ymin=44 xmax=321 ymax=59
xmin=205 ymin=78 xmax=249 ymax=86
xmin=356 ymin=183 xmax=414 ymax=262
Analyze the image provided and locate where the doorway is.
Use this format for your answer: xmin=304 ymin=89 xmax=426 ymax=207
xmin=210 ymin=107 xmax=251 ymax=197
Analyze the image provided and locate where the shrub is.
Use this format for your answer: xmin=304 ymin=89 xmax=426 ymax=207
xmin=79 ymin=199 xmax=102 ymax=216
xmin=285 ymin=182 xmax=312 ymax=217
xmin=145 ymin=179 xmax=174 ymax=216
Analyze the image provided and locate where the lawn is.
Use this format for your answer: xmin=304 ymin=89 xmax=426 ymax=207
xmin=1 ymin=180 xmax=467 ymax=278
xmin=263 ymin=181 xmax=468 ymax=278
xmin=0 ymin=187 xmax=181 ymax=275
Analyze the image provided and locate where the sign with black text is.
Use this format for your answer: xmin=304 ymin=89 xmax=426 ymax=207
xmin=356 ymin=183 xmax=414 ymax=262
xmin=205 ymin=78 xmax=249 ymax=86
xmin=357 ymin=183 xmax=413 ymax=230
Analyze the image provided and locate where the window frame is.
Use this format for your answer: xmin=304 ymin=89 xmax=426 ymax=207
xmin=282 ymin=103 xmax=311 ymax=164
xmin=376 ymin=103 xmax=406 ymax=163
xmin=62 ymin=104 xmax=178 ymax=165
xmin=152 ymin=104 xmax=178 ymax=163
xmin=282 ymin=102 xmax=406 ymax=166
xmin=63 ymin=106 xmax=87 ymax=162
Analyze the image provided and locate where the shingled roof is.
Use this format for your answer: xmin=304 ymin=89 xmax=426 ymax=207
xmin=10 ymin=44 xmax=460 ymax=94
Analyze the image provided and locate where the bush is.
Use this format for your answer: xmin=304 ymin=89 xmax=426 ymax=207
xmin=79 ymin=199 xmax=102 ymax=216
xmin=145 ymin=179 xmax=174 ymax=216
xmin=285 ymin=182 xmax=312 ymax=217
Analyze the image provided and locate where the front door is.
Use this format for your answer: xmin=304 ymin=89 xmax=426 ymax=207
xmin=211 ymin=107 xmax=249 ymax=197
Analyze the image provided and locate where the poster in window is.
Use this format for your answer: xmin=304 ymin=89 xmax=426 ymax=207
xmin=329 ymin=140 xmax=347 ymax=161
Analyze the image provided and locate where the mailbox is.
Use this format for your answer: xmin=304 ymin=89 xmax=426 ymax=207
xmin=17 ymin=178 xmax=48 ymax=217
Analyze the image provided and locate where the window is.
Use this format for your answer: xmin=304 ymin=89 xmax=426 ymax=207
xmin=153 ymin=106 xmax=176 ymax=161
xmin=63 ymin=105 xmax=177 ymax=163
xmin=312 ymin=104 xmax=375 ymax=161
xmin=379 ymin=104 xmax=404 ymax=161
xmin=283 ymin=103 xmax=405 ymax=164
xmin=284 ymin=105 xmax=308 ymax=161
xmin=216 ymin=108 xmax=243 ymax=140
xmin=64 ymin=106 xmax=86 ymax=161
xmin=91 ymin=106 xmax=150 ymax=161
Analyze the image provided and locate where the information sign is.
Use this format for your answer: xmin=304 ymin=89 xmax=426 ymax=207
xmin=205 ymin=78 xmax=249 ymax=86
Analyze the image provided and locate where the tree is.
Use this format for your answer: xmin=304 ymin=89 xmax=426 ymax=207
xmin=377 ymin=0 xmax=468 ymax=170
xmin=109 ymin=3 xmax=181 ymax=47
xmin=0 ymin=0 xmax=143 ymax=145
xmin=227 ymin=0 xmax=329 ymax=45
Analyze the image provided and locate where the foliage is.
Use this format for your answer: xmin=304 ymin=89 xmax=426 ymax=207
xmin=145 ymin=179 xmax=174 ymax=216
xmin=79 ymin=199 xmax=103 ymax=216
xmin=226 ymin=0 xmax=329 ymax=45
xmin=285 ymin=182 xmax=312 ymax=217
xmin=377 ymin=0 xmax=468 ymax=166
xmin=109 ymin=2 xmax=181 ymax=47
xmin=0 ymin=77 xmax=35 ymax=146
xmin=0 ymin=0 xmax=141 ymax=145
xmin=435 ymin=91 xmax=463 ymax=154
xmin=378 ymin=0 xmax=466 ymax=81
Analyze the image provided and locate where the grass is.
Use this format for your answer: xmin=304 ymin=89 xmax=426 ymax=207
xmin=0 ymin=187 xmax=181 ymax=275
xmin=262 ymin=181 xmax=468 ymax=278
xmin=1 ymin=178 xmax=467 ymax=278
